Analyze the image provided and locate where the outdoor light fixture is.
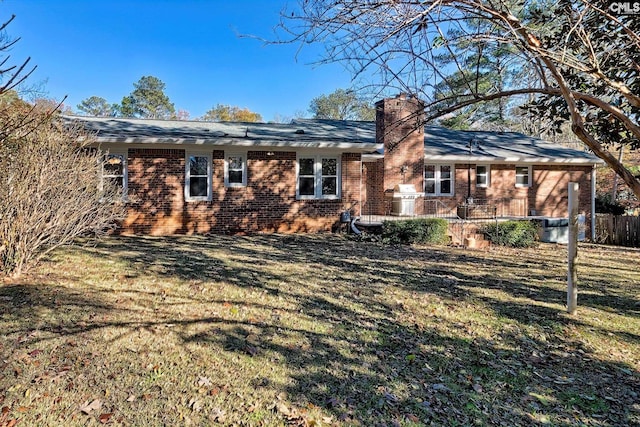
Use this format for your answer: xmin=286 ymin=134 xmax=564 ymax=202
xmin=400 ymin=164 xmax=409 ymax=183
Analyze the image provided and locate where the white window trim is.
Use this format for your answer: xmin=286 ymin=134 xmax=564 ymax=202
xmin=296 ymin=154 xmax=341 ymax=200
xmin=102 ymin=151 xmax=128 ymax=198
xmin=515 ymin=165 xmax=532 ymax=188
xmin=185 ymin=152 xmax=212 ymax=202
xmin=476 ymin=164 xmax=490 ymax=188
xmin=424 ymin=164 xmax=455 ymax=196
xmin=224 ymin=151 xmax=247 ymax=187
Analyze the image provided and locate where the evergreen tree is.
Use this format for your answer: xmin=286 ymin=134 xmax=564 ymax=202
xmin=120 ymin=76 xmax=175 ymax=119
xmin=77 ymin=96 xmax=115 ymax=116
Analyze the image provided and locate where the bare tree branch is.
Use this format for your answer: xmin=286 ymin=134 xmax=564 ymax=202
xmin=277 ymin=0 xmax=640 ymax=199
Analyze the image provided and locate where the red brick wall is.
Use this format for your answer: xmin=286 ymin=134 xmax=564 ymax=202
xmin=362 ymin=160 xmax=385 ymax=215
xmin=120 ymin=134 xmax=594 ymax=235
xmin=362 ymin=160 xmax=594 ymax=222
xmin=469 ymin=164 xmax=593 ymax=217
xmin=341 ymin=153 xmax=362 ymax=215
xmin=124 ymin=148 xmax=186 ymax=234
xmin=121 ymin=149 xmax=362 ymax=235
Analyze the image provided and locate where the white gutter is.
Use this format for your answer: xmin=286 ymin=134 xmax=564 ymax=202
xmin=91 ymin=137 xmax=382 ymax=152
xmin=362 ymin=153 xmax=605 ymax=166
xmin=423 ymin=155 xmax=604 ymax=166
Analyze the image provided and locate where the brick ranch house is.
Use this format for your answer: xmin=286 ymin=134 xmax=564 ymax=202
xmin=68 ymin=94 xmax=603 ymax=236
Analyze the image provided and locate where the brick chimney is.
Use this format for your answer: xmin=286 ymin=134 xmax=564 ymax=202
xmin=376 ymin=94 xmax=425 ymax=197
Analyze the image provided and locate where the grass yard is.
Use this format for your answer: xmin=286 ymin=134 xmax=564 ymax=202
xmin=1 ymin=235 xmax=639 ymax=426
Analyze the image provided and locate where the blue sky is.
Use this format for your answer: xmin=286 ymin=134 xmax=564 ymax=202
xmin=3 ymin=0 xmax=356 ymax=121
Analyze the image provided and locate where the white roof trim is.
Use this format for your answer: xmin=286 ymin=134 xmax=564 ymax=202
xmin=93 ymin=137 xmax=381 ymax=152
xmin=425 ymin=154 xmax=604 ymax=165
xmin=361 ymin=153 xmax=604 ymax=165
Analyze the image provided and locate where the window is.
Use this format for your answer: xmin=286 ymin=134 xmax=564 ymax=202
xmin=102 ymin=152 xmax=127 ymax=196
xmin=297 ymin=155 xmax=340 ymax=199
xmin=424 ymin=164 xmax=454 ymax=196
xmin=225 ymin=152 xmax=247 ymax=187
xmin=476 ymin=165 xmax=490 ymax=187
xmin=186 ymin=153 xmax=211 ymax=201
xmin=515 ymin=165 xmax=531 ymax=187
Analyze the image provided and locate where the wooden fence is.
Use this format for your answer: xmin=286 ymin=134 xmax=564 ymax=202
xmin=595 ymin=214 xmax=640 ymax=247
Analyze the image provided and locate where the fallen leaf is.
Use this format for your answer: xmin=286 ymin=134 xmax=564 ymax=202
xmin=99 ymin=413 xmax=112 ymax=424
xmin=472 ymin=383 xmax=483 ymax=393
xmin=528 ymin=392 xmax=551 ymax=406
xmin=79 ymin=399 xmax=102 ymax=415
xmin=406 ymin=414 xmax=420 ymax=422
xmin=244 ymin=345 xmax=258 ymax=356
xmin=553 ymin=376 xmax=574 ymax=385
xmin=126 ymin=395 xmax=136 ymax=402
xmin=383 ymin=391 xmax=399 ymax=403
xmin=432 ymin=383 xmax=451 ymax=393
xmin=210 ymin=407 xmax=226 ymax=423
xmin=188 ymin=398 xmax=202 ymax=412
xmin=276 ymin=401 xmax=291 ymax=416
xmin=197 ymin=376 xmax=212 ymax=387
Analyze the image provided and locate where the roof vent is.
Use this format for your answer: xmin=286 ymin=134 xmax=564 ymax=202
xmin=295 ymin=129 xmax=305 ymax=134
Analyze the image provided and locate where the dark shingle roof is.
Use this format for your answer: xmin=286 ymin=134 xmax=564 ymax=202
xmin=65 ymin=116 xmax=377 ymax=150
xmin=66 ymin=116 xmax=601 ymax=164
xmin=420 ymin=126 xmax=602 ymax=164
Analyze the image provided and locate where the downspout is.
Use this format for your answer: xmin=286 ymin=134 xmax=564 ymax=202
xmin=591 ymin=164 xmax=597 ymax=241
xmin=467 ymin=162 xmax=472 ymax=203
xmin=360 ymin=160 xmax=363 ymax=216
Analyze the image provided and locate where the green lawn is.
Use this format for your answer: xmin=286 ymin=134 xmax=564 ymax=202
xmin=1 ymin=235 xmax=639 ymax=426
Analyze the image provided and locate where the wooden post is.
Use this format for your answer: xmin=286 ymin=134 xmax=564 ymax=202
xmin=567 ymin=182 xmax=579 ymax=315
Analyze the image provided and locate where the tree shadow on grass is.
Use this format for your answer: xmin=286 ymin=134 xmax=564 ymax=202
xmin=0 ymin=283 xmax=118 ymax=337
xmin=84 ymin=235 xmax=640 ymax=423
xmin=2 ymin=235 xmax=639 ymax=425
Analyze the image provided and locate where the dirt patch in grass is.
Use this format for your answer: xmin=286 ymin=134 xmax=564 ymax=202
xmin=1 ymin=235 xmax=639 ymax=426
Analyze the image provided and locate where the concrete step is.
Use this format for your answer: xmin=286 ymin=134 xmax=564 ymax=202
xmin=447 ymin=223 xmax=490 ymax=248
xmin=464 ymin=235 xmax=490 ymax=249
xmin=448 ymin=233 xmax=463 ymax=246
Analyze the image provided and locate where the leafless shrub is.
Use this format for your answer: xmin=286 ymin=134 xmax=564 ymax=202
xmin=0 ymin=102 xmax=126 ymax=277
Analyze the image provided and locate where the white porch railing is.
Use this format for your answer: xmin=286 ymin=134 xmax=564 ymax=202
xmin=357 ymin=198 xmax=528 ymax=224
